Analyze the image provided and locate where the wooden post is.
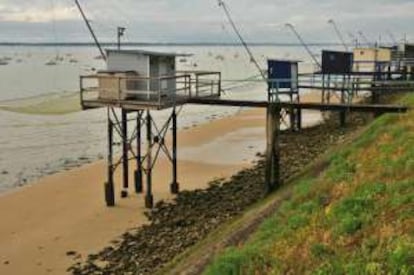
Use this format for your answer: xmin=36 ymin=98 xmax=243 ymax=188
xmin=297 ymin=96 xmax=302 ymax=130
xmin=79 ymin=76 xmax=85 ymax=110
xmin=340 ymin=74 xmax=347 ymax=127
xmin=265 ymin=103 xmax=280 ymax=193
xmin=134 ymin=111 xmax=143 ymax=193
xmin=121 ymin=109 xmax=128 ymax=198
xmin=218 ymin=72 xmax=222 ymax=97
xmin=289 ymin=92 xmax=295 ymax=131
xmin=145 ymin=110 xmax=154 ymax=208
xmin=326 ymin=74 xmax=333 ymax=121
xmin=321 ymin=74 xmax=325 ymax=103
xmin=105 ymin=109 xmax=115 ymax=207
xmin=170 ymin=108 xmax=179 ymax=194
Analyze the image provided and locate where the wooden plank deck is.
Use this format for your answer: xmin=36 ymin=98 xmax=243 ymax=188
xmin=187 ymin=98 xmax=409 ymax=113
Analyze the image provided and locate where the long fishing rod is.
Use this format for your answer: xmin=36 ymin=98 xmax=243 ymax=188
xmin=387 ymin=30 xmax=397 ymax=46
xmin=328 ymin=19 xmax=348 ymax=51
xmin=358 ymin=31 xmax=372 ymax=47
xmin=217 ymin=0 xmax=266 ymax=80
xmin=285 ymin=23 xmax=321 ymax=69
xmin=347 ymin=32 xmax=359 ymax=48
xmin=74 ymin=0 xmax=106 ymax=61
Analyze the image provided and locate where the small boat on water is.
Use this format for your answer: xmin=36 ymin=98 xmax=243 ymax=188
xmin=215 ymin=54 xmax=225 ymax=61
xmin=45 ymin=60 xmax=58 ymax=66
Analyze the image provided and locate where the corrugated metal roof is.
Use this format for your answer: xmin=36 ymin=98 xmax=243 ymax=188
xmin=106 ymin=49 xmax=192 ymax=57
xmin=266 ymin=58 xmax=302 ymax=63
xmin=321 ymin=49 xmax=353 ymax=54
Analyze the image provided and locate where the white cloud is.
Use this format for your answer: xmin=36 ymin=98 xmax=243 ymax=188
xmin=0 ymin=0 xmax=412 ymax=43
xmin=0 ymin=5 xmax=79 ymax=23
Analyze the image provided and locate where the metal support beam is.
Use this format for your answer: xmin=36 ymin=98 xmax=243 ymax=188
xmin=105 ymin=109 xmax=115 ymax=207
xmin=135 ymin=112 xmax=143 ymax=193
xmin=100 ymin=107 xmax=183 ymax=208
xmin=145 ymin=111 xmax=154 ymax=208
xmin=289 ymin=93 xmax=295 ymax=131
xmin=340 ymin=74 xmax=347 ymax=127
xmin=121 ymin=109 xmax=129 ymax=198
xmin=170 ymin=108 xmax=180 ymax=194
xmin=297 ymin=106 xmax=302 ymax=130
xmin=265 ymin=103 xmax=280 ymax=193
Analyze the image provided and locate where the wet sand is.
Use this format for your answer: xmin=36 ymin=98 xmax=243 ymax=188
xmin=0 ymin=92 xmax=323 ymax=275
xmin=0 ymin=107 xmax=269 ymax=275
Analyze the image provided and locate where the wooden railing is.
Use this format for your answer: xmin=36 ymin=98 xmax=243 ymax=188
xmin=80 ymin=71 xmax=221 ymax=110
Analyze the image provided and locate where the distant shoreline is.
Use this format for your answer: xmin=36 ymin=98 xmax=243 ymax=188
xmin=0 ymin=42 xmax=361 ymax=47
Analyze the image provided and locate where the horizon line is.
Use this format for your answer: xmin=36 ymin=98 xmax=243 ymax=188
xmin=0 ymin=41 xmax=375 ymax=47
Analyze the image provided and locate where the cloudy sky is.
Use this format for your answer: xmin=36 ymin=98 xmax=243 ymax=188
xmin=0 ymin=0 xmax=412 ymax=44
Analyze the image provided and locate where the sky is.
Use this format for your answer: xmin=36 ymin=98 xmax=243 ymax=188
xmin=0 ymin=0 xmax=413 ymax=44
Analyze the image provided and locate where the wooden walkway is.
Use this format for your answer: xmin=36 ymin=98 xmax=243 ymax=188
xmin=187 ymin=98 xmax=409 ymax=113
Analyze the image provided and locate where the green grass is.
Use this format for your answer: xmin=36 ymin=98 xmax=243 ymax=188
xmin=204 ymin=94 xmax=414 ymax=275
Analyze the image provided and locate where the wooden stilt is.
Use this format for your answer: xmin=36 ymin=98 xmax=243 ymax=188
xmin=105 ymin=109 xmax=115 ymax=207
xmin=134 ymin=112 xmax=143 ymax=193
xmin=297 ymin=105 xmax=302 ymax=130
xmin=170 ymin=108 xmax=179 ymax=194
xmin=265 ymin=103 xmax=280 ymax=193
xmin=121 ymin=109 xmax=128 ymax=198
xmin=340 ymin=74 xmax=347 ymax=127
xmin=145 ymin=110 xmax=154 ymax=208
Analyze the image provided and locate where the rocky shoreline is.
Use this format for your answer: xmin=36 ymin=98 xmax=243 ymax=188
xmin=68 ymin=111 xmax=371 ymax=275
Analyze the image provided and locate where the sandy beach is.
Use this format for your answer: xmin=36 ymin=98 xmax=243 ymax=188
xmin=0 ymin=91 xmax=326 ymax=275
xmin=0 ymin=106 xmax=269 ymax=275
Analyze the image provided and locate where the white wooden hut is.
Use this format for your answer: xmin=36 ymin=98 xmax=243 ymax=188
xmin=97 ymin=49 xmax=187 ymax=101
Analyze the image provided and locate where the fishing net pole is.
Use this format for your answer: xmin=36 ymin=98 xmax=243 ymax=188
xmin=217 ymin=0 xmax=266 ymax=81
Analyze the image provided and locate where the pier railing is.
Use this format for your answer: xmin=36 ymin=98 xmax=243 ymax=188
xmin=80 ymin=71 xmax=221 ymax=110
xmin=176 ymin=71 xmax=222 ymax=98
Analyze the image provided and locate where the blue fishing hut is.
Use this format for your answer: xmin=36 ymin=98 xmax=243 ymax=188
xmin=322 ymin=50 xmax=353 ymax=75
xmin=267 ymin=59 xmax=299 ymax=98
xmin=267 ymin=59 xmax=301 ymax=130
xmin=321 ymin=50 xmax=354 ymax=126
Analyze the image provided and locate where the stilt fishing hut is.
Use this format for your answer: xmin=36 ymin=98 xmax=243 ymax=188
xmin=267 ymin=59 xmax=301 ymax=131
xmin=353 ymin=47 xmax=392 ymax=81
xmin=397 ymin=44 xmax=414 ymax=80
xmin=320 ymin=50 xmax=354 ymax=126
xmin=76 ymin=0 xmax=409 ymax=210
xmin=80 ymin=49 xmax=221 ymax=208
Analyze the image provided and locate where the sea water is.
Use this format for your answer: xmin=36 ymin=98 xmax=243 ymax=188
xmin=0 ymin=44 xmax=342 ymax=193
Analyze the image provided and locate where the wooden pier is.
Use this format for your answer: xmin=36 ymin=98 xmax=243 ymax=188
xmin=79 ymin=50 xmax=412 ymax=208
xmin=188 ymin=98 xmax=408 ymax=113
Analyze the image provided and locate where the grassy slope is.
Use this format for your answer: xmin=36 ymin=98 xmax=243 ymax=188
xmin=205 ymin=94 xmax=414 ymax=275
